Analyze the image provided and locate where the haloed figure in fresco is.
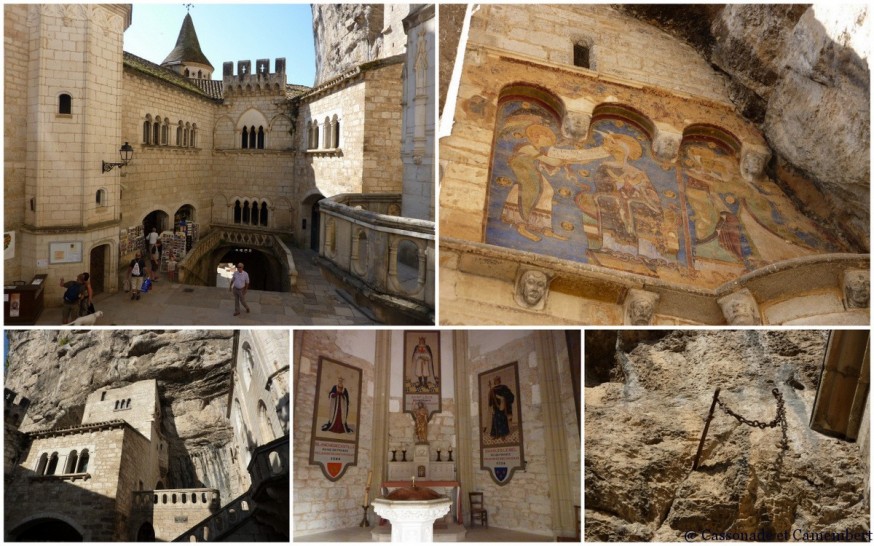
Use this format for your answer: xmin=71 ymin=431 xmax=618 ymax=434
xmin=488 ymin=376 xmax=515 ymax=439
xmin=411 ymin=336 xmax=436 ymax=388
xmin=321 ymin=376 xmax=353 ymax=434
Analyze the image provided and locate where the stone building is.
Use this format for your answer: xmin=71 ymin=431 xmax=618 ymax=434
xmin=4 ymin=329 xmax=289 ymax=541
xmin=293 ymin=329 xmax=581 ymax=540
xmin=438 ymin=5 xmax=870 ymax=325
xmin=3 ymin=4 xmax=434 ymax=324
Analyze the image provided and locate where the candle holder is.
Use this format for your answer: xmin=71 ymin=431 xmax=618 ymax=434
xmin=391 ymin=450 xmax=397 ymax=462
xmin=401 ymin=449 xmax=407 ymax=462
xmin=448 ymin=448 xmax=453 ymax=462
xmin=359 ymin=505 xmax=370 ymax=527
xmin=436 ymin=449 xmax=442 ymax=462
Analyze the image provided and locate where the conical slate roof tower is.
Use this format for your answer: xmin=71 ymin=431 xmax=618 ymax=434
xmin=161 ymin=13 xmax=214 ymax=79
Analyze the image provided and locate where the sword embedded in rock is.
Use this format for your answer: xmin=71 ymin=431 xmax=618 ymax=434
xmin=692 ymin=387 xmax=720 ymax=470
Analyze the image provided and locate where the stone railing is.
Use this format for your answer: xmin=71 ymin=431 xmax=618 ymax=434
xmin=177 ymin=227 xmax=297 ymax=289
xmin=248 ymin=435 xmax=289 ymax=497
xmin=318 ymin=193 xmax=435 ymax=313
xmin=172 ymin=491 xmax=253 ymax=542
xmin=132 ymin=488 xmax=220 ymax=510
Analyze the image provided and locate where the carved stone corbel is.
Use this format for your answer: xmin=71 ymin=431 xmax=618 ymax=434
xmin=624 ymin=289 xmax=660 ymax=325
xmin=717 ymin=288 xmax=761 ymax=325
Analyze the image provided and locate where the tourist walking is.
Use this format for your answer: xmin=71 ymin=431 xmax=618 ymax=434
xmin=79 ymin=272 xmax=94 ymax=317
xmin=229 ymin=262 xmax=251 ymax=316
xmin=59 ymin=274 xmax=85 ymax=324
xmin=129 ymin=251 xmax=146 ymax=300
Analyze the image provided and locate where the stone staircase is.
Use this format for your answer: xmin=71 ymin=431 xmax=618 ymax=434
xmin=173 ymin=435 xmax=289 ymax=541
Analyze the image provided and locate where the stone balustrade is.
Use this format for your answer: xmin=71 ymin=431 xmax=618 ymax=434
xmin=317 ymin=193 xmax=435 ymax=321
xmin=248 ymin=435 xmax=289 ymax=494
xmin=172 ymin=491 xmax=253 ymax=542
xmin=132 ymin=488 xmax=220 ymax=510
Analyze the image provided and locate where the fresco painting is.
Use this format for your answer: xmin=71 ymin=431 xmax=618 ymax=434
xmin=485 ymin=96 xmax=844 ymax=288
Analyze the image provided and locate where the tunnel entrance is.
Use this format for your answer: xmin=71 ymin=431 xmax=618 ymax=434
xmin=12 ymin=518 xmax=84 ymax=541
xmin=213 ymin=247 xmax=283 ymax=292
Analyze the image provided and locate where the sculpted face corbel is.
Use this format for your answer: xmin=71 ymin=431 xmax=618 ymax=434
xmin=561 ymin=98 xmax=594 ymax=142
xmin=624 ymin=289 xmax=660 ymax=325
xmin=514 ymin=268 xmax=551 ymax=311
xmin=717 ymin=288 xmax=761 ymax=326
xmin=652 ymin=123 xmax=682 ymax=163
xmin=843 ymin=269 xmax=870 ymax=309
xmin=740 ymin=144 xmax=770 ymax=182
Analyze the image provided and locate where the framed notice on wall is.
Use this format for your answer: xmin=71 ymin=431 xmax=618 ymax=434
xmin=310 ymin=356 xmax=362 ymax=481
xmin=479 ymin=361 xmax=524 ymax=485
xmin=403 ymin=331 xmax=441 ymax=419
xmin=48 ymin=241 xmax=83 ymax=264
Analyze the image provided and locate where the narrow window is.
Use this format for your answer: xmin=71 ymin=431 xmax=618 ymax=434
xmin=252 ymin=201 xmax=259 ymax=224
xmin=47 ymin=452 xmax=59 ymax=475
xmin=115 ymin=400 xmax=119 ymax=410
xmin=126 ymin=398 xmax=131 ymax=409
xmin=260 ymin=201 xmax=268 ymax=226
xmin=332 ymin=116 xmax=340 ymax=148
xmin=323 ymin=117 xmax=331 ymax=148
xmin=573 ymin=43 xmax=590 ymax=69
xmin=153 ymin=122 xmax=160 ymax=145
xmin=96 ymin=189 xmax=106 ymax=206
xmin=241 ymin=127 xmax=249 ymax=149
xmin=313 ymin=125 xmax=319 ymax=150
xmin=184 ymin=127 xmax=190 ymax=147
xmin=101 ymin=392 xmax=106 ymax=401
xmin=162 ymin=123 xmax=169 ymax=145
xmin=242 ymin=200 xmax=250 ymax=224
xmin=185 ymin=68 xmax=190 ymax=77
xmin=257 ymin=126 xmax=265 ymax=149
xmin=234 ymin=200 xmax=242 ymax=224
xmin=177 ymin=125 xmax=183 ymax=146
xmin=77 ymin=449 xmax=89 ymax=472
xmin=143 ymin=121 xmax=151 ymax=144
xmin=35 ymin=453 xmax=48 ymax=475
xmin=65 ymin=451 xmax=78 ymax=474
xmin=248 ymin=126 xmax=256 ymax=149
xmin=59 ymin=94 xmax=72 ymax=115
xmin=191 ymin=125 xmax=197 ymax=148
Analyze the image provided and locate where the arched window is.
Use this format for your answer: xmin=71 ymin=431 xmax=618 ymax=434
xmin=65 ymin=450 xmax=78 ymax=474
xmin=35 ymin=453 xmax=48 ymax=475
xmin=331 ymin=115 xmax=340 ymax=148
xmin=47 ymin=452 xmax=59 ymax=475
xmin=76 ymin=449 xmax=89 ymax=472
xmin=312 ymin=123 xmax=319 ymax=150
xmin=257 ymin=126 xmax=265 ymax=149
xmin=252 ymin=201 xmax=259 ymax=224
xmin=241 ymin=127 xmax=249 ymax=149
xmin=177 ymin=123 xmax=183 ymax=146
xmin=242 ymin=345 xmax=254 ymax=389
xmin=248 ymin=126 xmax=256 ymax=149
xmin=184 ymin=124 xmax=190 ymax=147
xmin=126 ymin=398 xmax=131 ymax=409
xmin=96 ymin=189 xmax=106 ymax=206
xmin=258 ymin=400 xmax=274 ymax=442
xmin=185 ymin=68 xmax=190 ymax=77
xmin=153 ymin=121 xmax=160 ymax=145
xmin=143 ymin=115 xmax=152 ymax=144
xmin=260 ymin=201 xmax=268 ymax=226
xmin=162 ymin=121 xmax=169 ymax=145
xmin=115 ymin=400 xmax=120 ymax=410
xmin=59 ymin=93 xmax=72 ymax=115
xmin=234 ymin=200 xmax=242 ymax=223
xmin=242 ymin=200 xmax=250 ymax=224
xmin=191 ymin=124 xmax=197 ymax=148
xmin=198 ymin=70 xmax=202 ymax=79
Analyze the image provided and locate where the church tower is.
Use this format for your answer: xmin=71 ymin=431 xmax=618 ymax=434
xmin=161 ymin=13 xmax=214 ymax=80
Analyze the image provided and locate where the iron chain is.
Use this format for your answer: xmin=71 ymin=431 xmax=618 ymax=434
xmin=717 ymin=388 xmax=789 ymax=452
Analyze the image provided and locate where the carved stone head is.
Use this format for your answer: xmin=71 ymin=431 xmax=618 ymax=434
xmin=561 ymin=112 xmax=591 ymax=141
xmin=515 ymin=269 xmax=550 ymax=310
xmin=843 ymin=269 xmax=870 ymax=309
xmin=625 ymin=289 xmax=660 ymax=325
xmin=718 ymin=289 xmax=761 ymax=325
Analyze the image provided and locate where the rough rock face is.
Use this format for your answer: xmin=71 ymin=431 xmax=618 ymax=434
xmin=5 ymin=330 xmax=239 ymax=501
xmin=311 ymin=4 xmax=391 ymax=85
xmin=620 ymin=5 xmax=870 ymax=250
xmin=585 ymin=330 xmax=869 ymax=541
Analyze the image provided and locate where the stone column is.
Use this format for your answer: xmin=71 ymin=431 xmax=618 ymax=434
xmin=451 ymin=331 xmax=474 ymax=521
xmin=810 ymin=330 xmax=870 ymax=440
xmin=370 ymin=331 xmax=393 ymax=508
xmin=535 ymin=331 xmax=576 ymax=537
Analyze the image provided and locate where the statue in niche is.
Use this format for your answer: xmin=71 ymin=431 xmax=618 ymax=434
xmin=514 ymin=269 xmax=550 ymax=310
xmin=843 ymin=269 xmax=870 ymax=309
xmin=414 ymin=402 xmax=429 ymax=443
xmin=625 ymin=289 xmax=659 ymax=325
xmin=718 ymin=289 xmax=761 ymax=325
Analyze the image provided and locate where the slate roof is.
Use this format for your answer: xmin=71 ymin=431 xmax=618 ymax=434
xmin=161 ymin=13 xmax=213 ymax=69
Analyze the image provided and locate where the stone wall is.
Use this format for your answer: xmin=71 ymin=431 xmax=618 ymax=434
xmin=130 ymin=488 xmax=219 ymax=541
xmin=466 ymin=332 xmax=569 ymax=536
xmin=470 ymin=4 xmax=731 ymax=104
xmin=293 ymin=331 xmax=375 ymax=536
xmin=362 ymin=61 xmax=405 ymax=195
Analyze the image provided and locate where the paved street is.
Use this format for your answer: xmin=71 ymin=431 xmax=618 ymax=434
xmin=34 ymin=249 xmax=375 ymax=327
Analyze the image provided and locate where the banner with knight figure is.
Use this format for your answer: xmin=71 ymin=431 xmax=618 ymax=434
xmin=309 ymin=357 xmax=362 ymax=481
xmin=403 ymin=331 xmax=441 ymax=419
xmin=479 ymin=361 xmax=524 ymax=485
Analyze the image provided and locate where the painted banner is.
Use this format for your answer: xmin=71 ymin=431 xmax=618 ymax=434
xmin=310 ymin=356 xmax=362 ymax=481
xmin=403 ymin=331 xmax=441 ymax=418
xmin=479 ymin=361 xmax=524 ymax=485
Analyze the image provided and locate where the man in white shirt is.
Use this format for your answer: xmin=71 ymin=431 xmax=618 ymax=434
xmin=229 ymin=262 xmax=251 ymax=316
xmin=147 ymin=228 xmax=159 ymax=255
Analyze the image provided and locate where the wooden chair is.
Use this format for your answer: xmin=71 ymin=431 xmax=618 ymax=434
xmin=469 ymin=491 xmax=488 ymax=528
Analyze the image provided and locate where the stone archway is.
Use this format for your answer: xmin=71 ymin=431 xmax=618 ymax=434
xmin=136 ymin=522 xmax=156 ymax=542
xmin=11 ymin=517 xmax=84 ymax=541
xmin=89 ymin=244 xmax=110 ymax=295
xmin=142 ymin=210 xmax=170 ymax=235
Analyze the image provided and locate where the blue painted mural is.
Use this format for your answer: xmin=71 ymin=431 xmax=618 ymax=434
xmin=484 ymin=95 xmax=843 ymax=287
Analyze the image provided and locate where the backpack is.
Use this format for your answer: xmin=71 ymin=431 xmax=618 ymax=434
xmin=63 ymin=283 xmax=82 ymax=303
